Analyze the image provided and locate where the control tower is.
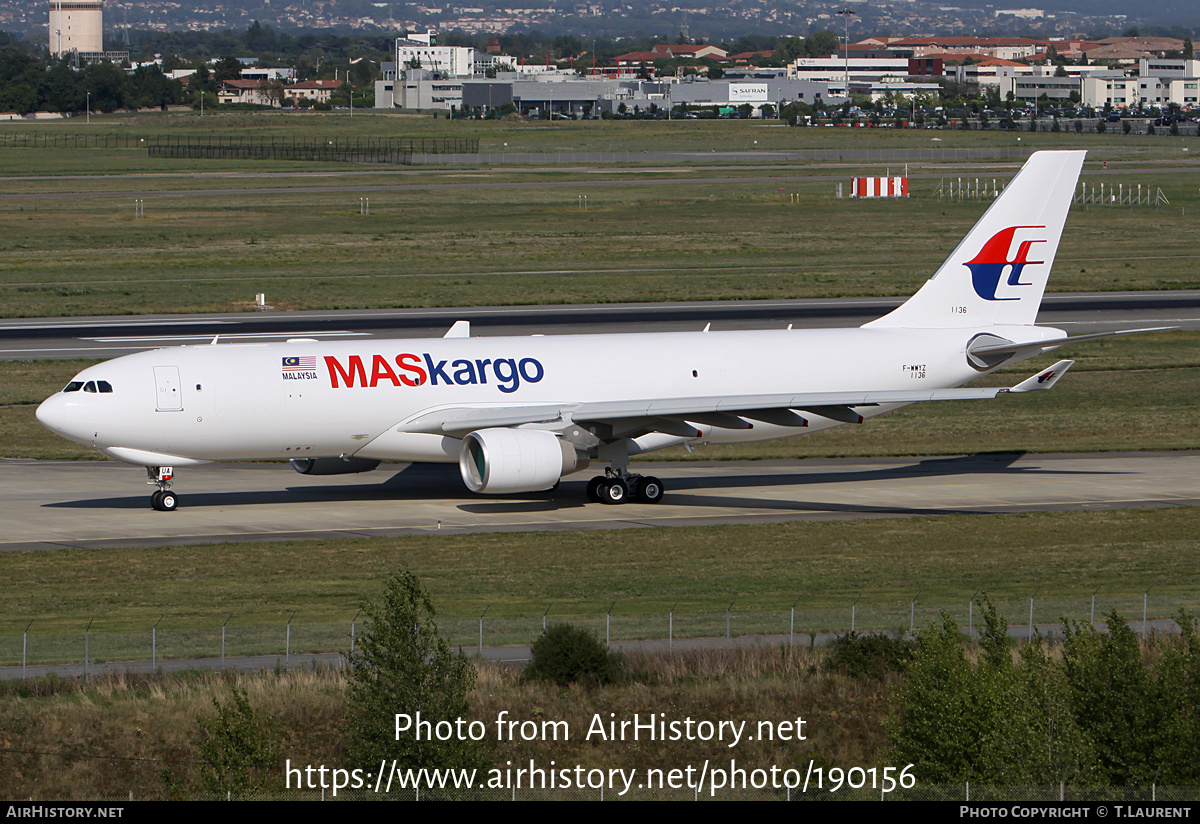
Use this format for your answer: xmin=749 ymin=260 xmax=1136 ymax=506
xmin=48 ymin=0 xmax=104 ymax=58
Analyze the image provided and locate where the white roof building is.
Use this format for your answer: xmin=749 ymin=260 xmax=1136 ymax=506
xmin=396 ymin=33 xmax=476 ymax=77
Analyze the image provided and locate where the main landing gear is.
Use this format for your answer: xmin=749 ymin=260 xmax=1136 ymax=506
xmin=585 ymin=469 xmax=664 ymax=505
xmin=147 ymin=466 xmax=179 ymax=512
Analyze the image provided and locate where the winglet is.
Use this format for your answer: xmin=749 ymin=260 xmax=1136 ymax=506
xmin=443 ymin=320 xmax=470 ymax=338
xmin=1008 ymin=360 xmax=1075 ymax=393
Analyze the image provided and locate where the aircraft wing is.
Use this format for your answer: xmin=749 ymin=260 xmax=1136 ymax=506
xmin=395 ymin=361 xmax=1075 ymax=437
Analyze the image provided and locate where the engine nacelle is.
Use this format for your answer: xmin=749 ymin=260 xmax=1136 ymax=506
xmin=291 ymin=457 xmax=381 ymax=475
xmin=459 ymin=428 xmax=587 ymax=494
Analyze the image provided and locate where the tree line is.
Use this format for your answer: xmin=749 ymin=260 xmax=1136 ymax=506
xmin=0 ymin=48 xmax=184 ymax=114
xmin=890 ymin=600 xmax=1200 ymax=786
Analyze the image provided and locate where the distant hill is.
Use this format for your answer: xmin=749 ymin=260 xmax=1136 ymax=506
xmin=0 ymin=0 xmax=1195 ymax=41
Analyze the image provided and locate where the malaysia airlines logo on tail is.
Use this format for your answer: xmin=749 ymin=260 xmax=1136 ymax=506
xmin=965 ymin=226 xmax=1047 ymax=301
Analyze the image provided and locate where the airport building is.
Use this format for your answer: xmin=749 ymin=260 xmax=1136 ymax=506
xmin=787 ymin=56 xmax=915 ymax=83
xmin=1079 ymin=58 xmax=1200 ymax=108
xmin=216 ymin=79 xmax=275 ymax=107
xmin=670 ymin=78 xmax=844 ymax=110
xmin=376 ymin=67 xmax=466 ymax=110
xmin=460 ymin=77 xmax=653 ymax=116
xmin=395 ymin=30 xmax=476 ymax=78
xmin=455 ymin=76 xmax=848 ymax=116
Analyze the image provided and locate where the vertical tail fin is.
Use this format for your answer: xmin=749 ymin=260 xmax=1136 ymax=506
xmin=865 ymin=150 xmax=1086 ymax=330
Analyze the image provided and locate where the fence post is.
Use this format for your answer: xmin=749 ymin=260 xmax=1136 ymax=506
xmin=542 ymin=603 xmax=551 ymax=633
xmin=669 ymin=601 xmax=678 ymax=649
xmin=851 ymin=593 xmax=862 ymax=634
xmin=84 ymin=618 xmax=93 ymax=679
xmin=725 ymin=600 xmax=735 ymax=640
xmin=286 ymin=611 xmax=296 ymax=666
xmin=790 ymin=595 xmax=801 ymax=647
xmin=1091 ymin=585 xmax=1102 ymax=625
xmin=969 ymin=589 xmax=980 ymax=640
xmin=222 ymin=613 xmax=232 ymax=661
xmin=1143 ymin=585 xmax=1154 ymax=636
xmin=1028 ymin=586 xmax=1041 ymax=641
xmin=606 ymin=601 xmax=616 ymax=648
xmin=909 ymin=590 xmax=921 ymax=638
xmin=350 ymin=608 xmax=361 ymax=656
xmin=478 ymin=606 xmax=489 ymax=656
xmin=23 ymin=620 xmax=32 ymax=679
xmin=152 ymin=615 xmax=163 ymax=669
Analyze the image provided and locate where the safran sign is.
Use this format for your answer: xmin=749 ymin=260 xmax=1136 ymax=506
xmin=729 ymin=84 xmax=768 ymax=103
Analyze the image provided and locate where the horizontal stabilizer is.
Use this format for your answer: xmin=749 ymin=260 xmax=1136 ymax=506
xmin=970 ymin=326 xmax=1177 ymax=356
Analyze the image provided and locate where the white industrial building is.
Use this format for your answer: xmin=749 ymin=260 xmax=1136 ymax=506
xmin=1080 ymin=58 xmax=1200 ymax=108
xmin=455 ymin=76 xmax=848 ymax=117
xmin=395 ymin=30 xmax=476 ymax=78
xmin=376 ymin=66 xmax=466 ymax=110
xmin=788 ymin=57 xmax=913 ymax=83
xmin=1080 ymin=75 xmax=1137 ymax=109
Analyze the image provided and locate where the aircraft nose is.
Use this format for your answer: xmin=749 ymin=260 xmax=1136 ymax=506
xmin=36 ymin=394 xmax=86 ymax=442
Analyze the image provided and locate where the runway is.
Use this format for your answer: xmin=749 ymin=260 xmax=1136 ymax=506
xmin=2 ymin=290 xmax=1198 ymax=360
xmin=3 ymin=451 xmax=1198 ymax=552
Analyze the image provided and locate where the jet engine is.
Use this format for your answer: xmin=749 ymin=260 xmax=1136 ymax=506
xmin=459 ymin=428 xmax=587 ymax=494
xmin=291 ymin=457 xmax=381 ymax=475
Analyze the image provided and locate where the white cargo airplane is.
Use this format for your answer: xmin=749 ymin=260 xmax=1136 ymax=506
xmin=36 ymin=150 xmax=1165 ymax=510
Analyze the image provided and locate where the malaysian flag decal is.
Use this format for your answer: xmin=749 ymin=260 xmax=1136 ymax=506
xmin=282 ymin=356 xmax=317 ymax=371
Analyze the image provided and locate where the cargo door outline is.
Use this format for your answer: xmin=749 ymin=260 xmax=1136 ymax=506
xmin=154 ymin=366 xmax=183 ymax=411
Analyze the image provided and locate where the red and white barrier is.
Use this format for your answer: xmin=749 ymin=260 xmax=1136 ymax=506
xmin=851 ymin=176 xmax=909 ymax=198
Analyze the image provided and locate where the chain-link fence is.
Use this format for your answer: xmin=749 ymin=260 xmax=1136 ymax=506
xmin=412 ymin=141 xmax=1194 ymax=166
xmin=23 ymin=783 xmax=1200 ymax=801
xmin=0 ymin=133 xmax=479 ymax=159
xmin=3 ymin=590 xmax=1195 ymax=673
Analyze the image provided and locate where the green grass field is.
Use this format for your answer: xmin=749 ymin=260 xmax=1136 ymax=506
xmin=0 ymin=508 xmax=1195 ymax=650
xmin=0 ymin=111 xmax=1196 ymax=317
xmin=4 ymin=109 xmax=1198 ymax=153
xmin=0 ymin=171 xmax=1196 ymax=318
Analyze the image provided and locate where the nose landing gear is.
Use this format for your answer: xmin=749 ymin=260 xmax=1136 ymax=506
xmin=147 ymin=466 xmax=179 ymax=512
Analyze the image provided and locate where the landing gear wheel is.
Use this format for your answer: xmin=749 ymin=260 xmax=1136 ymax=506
xmin=586 ymin=476 xmax=605 ymax=503
xmin=599 ymin=479 xmax=629 ymax=505
xmin=637 ymin=476 xmax=664 ymax=504
xmin=150 ymin=490 xmax=163 ymax=510
xmin=153 ymin=490 xmax=179 ymax=512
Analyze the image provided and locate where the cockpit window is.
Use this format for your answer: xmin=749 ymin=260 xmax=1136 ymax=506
xmin=83 ymin=381 xmax=97 ymax=393
xmin=63 ymin=381 xmax=84 ymax=393
xmin=97 ymin=381 xmax=113 ymax=393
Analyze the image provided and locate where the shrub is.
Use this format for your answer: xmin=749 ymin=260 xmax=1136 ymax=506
xmin=825 ymin=632 xmax=914 ymax=679
xmin=195 ymin=684 xmax=279 ymax=796
xmin=525 ymin=623 xmax=619 ymax=686
xmin=345 ymin=571 xmax=488 ymax=772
